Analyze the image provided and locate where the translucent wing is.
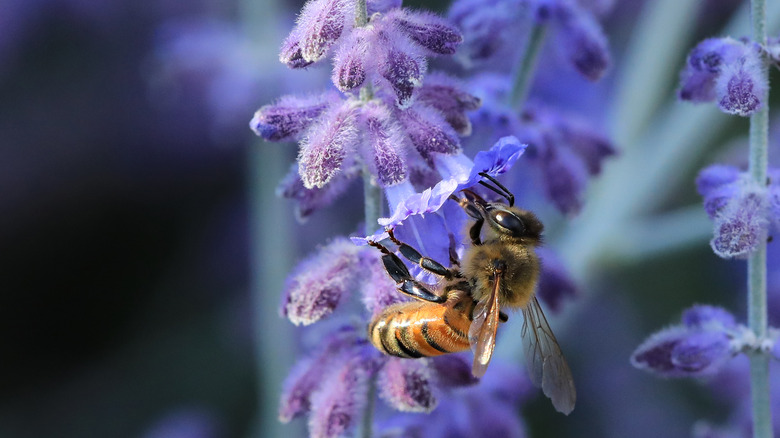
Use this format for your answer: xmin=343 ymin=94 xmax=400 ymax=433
xmin=521 ymin=296 xmax=576 ymax=415
xmin=468 ymin=272 xmax=501 ymax=378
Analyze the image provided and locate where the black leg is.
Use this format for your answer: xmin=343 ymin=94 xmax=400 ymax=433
xmin=368 ymin=240 xmax=446 ymax=303
xmin=387 ymin=229 xmax=460 ymax=279
xmin=448 ymin=233 xmax=460 ymax=267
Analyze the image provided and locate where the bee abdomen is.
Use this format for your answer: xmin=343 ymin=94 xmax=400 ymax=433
xmin=368 ymin=303 xmax=471 ymax=358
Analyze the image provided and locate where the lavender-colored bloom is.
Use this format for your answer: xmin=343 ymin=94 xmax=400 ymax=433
xmin=447 ymin=0 xmax=526 ymax=65
xmin=360 ymin=102 xmax=408 ymax=187
xmin=279 ymin=327 xmax=360 ymax=421
xmin=332 ymin=29 xmax=369 ymax=92
xmin=537 ymin=247 xmax=577 ymax=313
xmin=250 ymin=92 xmax=339 ymax=141
xmin=395 ymin=105 xmax=460 ymax=163
xmin=280 ymin=27 xmax=315 ymax=69
xmin=417 ymin=73 xmax=482 ymax=136
xmin=696 ymin=164 xmax=741 ymax=218
xmin=631 ymin=326 xmax=732 ymax=378
xmin=378 ymin=358 xmax=439 ymax=413
xmin=298 ymin=102 xmax=359 ymax=189
xmin=277 ymin=163 xmax=360 ymax=221
xmin=710 ymin=181 xmax=769 ymax=259
xmin=379 ymin=43 xmax=426 ymax=108
xmin=388 ymin=10 xmax=464 ymax=56
xmin=682 ymin=304 xmax=737 ymax=330
xmin=716 ymin=51 xmax=767 ymax=117
xmin=280 ymin=238 xmax=362 ymax=325
xmin=538 ymin=144 xmax=589 ymax=215
xmin=678 ymin=38 xmax=745 ymax=102
xmin=549 ymin=2 xmax=611 ymax=81
xmin=309 ymin=352 xmax=370 ymax=438
xmin=294 ymin=0 xmax=354 ymax=65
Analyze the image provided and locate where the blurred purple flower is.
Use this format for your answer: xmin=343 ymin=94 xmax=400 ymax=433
xmin=679 ymin=37 xmax=767 ymax=117
xmin=537 ymin=247 xmax=578 ymax=313
xmin=631 ymin=305 xmax=737 ymax=378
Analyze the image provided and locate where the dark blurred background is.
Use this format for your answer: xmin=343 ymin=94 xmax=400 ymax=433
xmin=1 ymin=0 xmax=776 ymax=437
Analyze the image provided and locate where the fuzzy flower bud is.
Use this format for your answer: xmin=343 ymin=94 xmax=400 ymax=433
xmin=309 ymin=353 xmax=369 ymax=438
xmin=696 ymin=164 xmax=741 ymax=219
xmin=360 ymin=102 xmax=408 ymax=186
xmin=417 ymin=73 xmax=482 ymax=136
xmin=389 ymin=10 xmax=463 ymax=56
xmin=710 ymin=179 xmax=769 ymax=259
xmin=250 ymin=92 xmax=338 ymax=141
xmin=631 ymin=325 xmax=732 ymax=378
xmin=395 ymin=105 xmax=460 ymax=164
xmin=716 ymin=49 xmax=767 ymax=117
xmin=298 ymin=102 xmax=359 ymax=189
xmin=378 ymin=358 xmax=438 ymax=413
xmin=379 ymin=43 xmax=426 ymax=108
xmin=332 ymin=30 xmax=369 ymax=92
xmin=280 ymin=238 xmax=362 ymax=325
xmin=280 ymin=28 xmax=314 ymax=69
xmin=550 ymin=2 xmax=610 ymax=81
xmin=293 ymin=0 xmax=354 ymax=64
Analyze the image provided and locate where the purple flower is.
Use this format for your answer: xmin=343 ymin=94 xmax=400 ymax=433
xmin=710 ymin=180 xmax=769 ymax=259
xmin=250 ymin=92 xmax=340 ymax=141
xmin=388 ymin=10 xmax=464 ymax=56
xmin=378 ymin=358 xmax=439 ymax=413
xmin=332 ymin=29 xmax=370 ymax=93
xmin=287 ymin=0 xmax=354 ymax=66
xmin=417 ymin=73 xmax=482 ymax=136
xmin=716 ymin=51 xmax=767 ymax=117
xmin=696 ymin=164 xmax=741 ymax=218
xmin=631 ymin=322 xmax=733 ymax=378
xmin=679 ymin=37 xmax=747 ymax=102
xmin=280 ymin=238 xmax=362 ymax=325
xmin=298 ymin=102 xmax=359 ymax=189
xmin=360 ymin=102 xmax=409 ymax=186
xmin=395 ymin=104 xmax=461 ymax=164
xmin=537 ymin=247 xmax=578 ymax=313
xmin=308 ymin=351 xmax=371 ymax=438
xmin=548 ymin=1 xmax=611 ymax=81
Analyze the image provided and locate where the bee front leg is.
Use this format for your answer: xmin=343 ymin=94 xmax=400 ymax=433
xmin=387 ymin=229 xmax=461 ymax=280
xmin=368 ymin=240 xmax=446 ymax=304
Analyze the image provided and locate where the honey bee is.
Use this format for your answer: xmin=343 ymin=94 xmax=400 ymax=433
xmin=367 ymin=174 xmax=576 ymax=414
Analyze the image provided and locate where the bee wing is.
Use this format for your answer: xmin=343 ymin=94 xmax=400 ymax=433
xmin=521 ymin=296 xmax=576 ymax=415
xmin=468 ymin=272 xmax=501 ymax=378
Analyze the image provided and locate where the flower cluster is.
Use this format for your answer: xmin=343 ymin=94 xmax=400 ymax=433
xmin=696 ymin=164 xmax=780 ymax=259
xmin=250 ymin=0 xmax=485 ymax=221
xmin=466 ymin=74 xmax=616 ymax=215
xmin=449 ymin=0 xmax=611 ymax=81
xmin=631 ymin=305 xmax=776 ymax=378
xmin=678 ymin=37 xmax=768 ymax=117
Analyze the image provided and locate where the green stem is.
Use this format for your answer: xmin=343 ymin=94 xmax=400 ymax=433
xmin=748 ymin=1 xmax=772 ymax=437
xmin=355 ymin=0 xmax=368 ymax=27
xmin=509 ymin=23 xmax=547 ymax=109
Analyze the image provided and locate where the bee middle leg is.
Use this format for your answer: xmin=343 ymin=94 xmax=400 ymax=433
xmin=387 ymin=229 xmax=461 ymax=280
xmin=368 ymin=240 xmax=446 ymax=304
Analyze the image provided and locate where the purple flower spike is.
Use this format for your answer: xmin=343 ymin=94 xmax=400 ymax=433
xmin=333 ymin=29 xmax=369 ymax=92
xmin=551 ymin=3 xmax=610 ymax=81
xmin=716 ymin=52 xmax=767 ymax=117
xmin=379 ymin=44 xmax=427 ymax=108
xmin=417 ymin=73 xmax=482 ymax=136
xmin=309 ymin=355 xmax=368 ymax=438
xmin=710 ymin=180 xmax=769 ymax=259
xmin=250 ymin=92 xmax=339 ymax=141
xmin=631 ymin=326 xmax=731 ymax=378
xmin=277 ymin=163 xmax=359 ymax=221
xmin=298 ymin=103 xmax=359 ymax=189
xmin=360 ymin=102 xmax=408 ymax=187
xmin=279 ymin=327 xmax=359 ymax=421
xmin=536 ymin=248 xmax=577 ymax=313
xmin=378 ymin=358 xmax=438 ymax=413
xmin=294 ymin=0 xmax=354 ymax=64
xmin=389 ymin=10 xmax=464 ymax=56
xmin=280 ymin=238 xmax=362 ymax=325
xmin=396 ymin=106 xmax=460 ymax=164
xmin=540 ymin=145 xmax=588 ymax=216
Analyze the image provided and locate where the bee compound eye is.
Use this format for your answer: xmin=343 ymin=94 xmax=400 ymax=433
xmin=492 ymin=210 xmax=525 ymax=235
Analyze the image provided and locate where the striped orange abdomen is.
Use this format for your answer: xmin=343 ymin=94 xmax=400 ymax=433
xmin=368 ymin=299 xmax=474 ymax=358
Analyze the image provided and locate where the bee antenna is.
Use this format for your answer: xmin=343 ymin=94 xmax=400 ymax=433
xmin=478 ymin=172 xmax=514 ymax=207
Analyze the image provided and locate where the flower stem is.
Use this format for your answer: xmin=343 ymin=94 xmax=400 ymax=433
xmin=509 ymin=22 xmax=547 ymax=109
xmin=748 ymin=0 xmax=772 ymax=437
xmin=355 ymin=0 xmax=368 ymax=27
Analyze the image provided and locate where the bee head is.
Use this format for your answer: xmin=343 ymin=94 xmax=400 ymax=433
xmin=485 ymin=205 xmax=543 ymax=244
